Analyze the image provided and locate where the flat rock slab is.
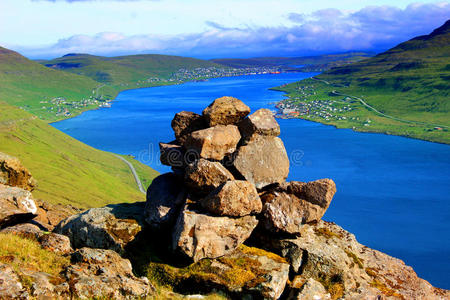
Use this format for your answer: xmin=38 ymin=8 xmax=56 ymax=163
xmin=202 ymin=96 xmax=250 ymax=126
xmin=0 ymin=183 xmax=37 ymax=229
xmin=171 ymin=111 xmax=207 ymax=144
xmin=54 ymin=202 xmax=145 ymax=254
xmin=144 ymin=173 xmax=186 ymax=229
xmin=185 ymin=125 xmax=241 ymax=161
xmin=185 ymin=159 xmax=234 ymax=196
xmin=200 ymin=180 xmax=262 ymax=217
xmin=172 ymin=203 xmax=258 ymax=262
xmin=0 ymin=263 xmax=28 ymax=299
xmin=0 ymin=152 xmax=36 ymax=191
xmin=232 ymin=136 xmax=289 ymax=189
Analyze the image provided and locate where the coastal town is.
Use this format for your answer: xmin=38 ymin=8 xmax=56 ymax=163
xmin=32 ymin=66 xmax=283 ymax=118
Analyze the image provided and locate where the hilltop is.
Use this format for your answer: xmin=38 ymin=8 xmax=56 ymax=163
xmin=274 ymin=20 xmax=450 ymax=144
xmin=211 ymin=52 xmax=374 ymax=72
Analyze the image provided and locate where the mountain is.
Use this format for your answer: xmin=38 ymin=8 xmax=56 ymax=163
xmin=40 ymin=53 xmax=222 ymax=85
xmin=0 ymin=47 xmax=100 ymax=121
xmin=211 ymin=52 xmax=375 ymax=71
xmin=274 ymin=20 xmax=450 ymax=144
xmin=0 ymin=101 xmax=157 ymax=208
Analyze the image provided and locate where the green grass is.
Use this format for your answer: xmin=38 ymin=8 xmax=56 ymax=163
xmin=273 ymin=21 xmax=450 ymax=144
xmin=118 ymin=154 xmax=159 ymax=191
xmin=0 ymin=101 xmax=158 ymax=208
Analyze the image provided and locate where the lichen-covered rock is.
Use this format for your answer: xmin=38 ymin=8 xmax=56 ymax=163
xmin=0 ymin=183 xmax=37 ymax=229
xmin=202 ymin=96 xmax=250 ymax=126
xmin=54 ymin=202 xmax=145 ymax=254
xmin=172 ymin=203 xmax=258 ymax=262
xmin=259 ymin=220 xmax=449 ymax=300
xmin=200 ymin=180 xmax=262 ymax=217
xmin=239 ymin=108 xmax=280 ymax=140
xmin=0 ymin=263 xmax=28 ymax=299
xmin=0 ymin=223 xmax=43 ymax=239
xmin=301 ymin=179 xmax=336 ymax=208
xmin=232 ymin=136 xmax=289 ymax=189
xmin=39 ymin=233 xmax=72 ymax=254
xmin=144 ymin=173 xmax=186 ymax=229
xmin=63 ymin=247 xmax=154 ymax=299
xmin=185 ymin=159 xmax=235 ymax=196
xmin=171 ymin=111 xmax=207 ymax=144
xmin=148 ymin=245 xmax=289 ymax=300
xmin=261 ymin=191 xmax=327 ymax=235
xmin=29 ymin=271 xmax=70 ymax=299
xmin=33 ymin=199 xmax=81 ymax=231
xmin=159 ymin=142 xmax=186 ymax=167
xmin=185 ymin=125 xmax=241 ymax=161
xmin=0 ymin=152 xmax=36 ymax=191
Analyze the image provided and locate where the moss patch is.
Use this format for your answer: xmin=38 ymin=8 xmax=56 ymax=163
xmin=370 ymin=279 xmax=404 ymax=299
xmin=316 ymin=273 xmax=345 ymax=300
xmin=344 ymin=249 xmax=364 ymax=269
xmin=314 ymin=227 xmax=343 ymax=239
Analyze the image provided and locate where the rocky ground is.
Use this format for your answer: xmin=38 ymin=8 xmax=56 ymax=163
xmin=1 ymin=97 xmax=449 ymax=299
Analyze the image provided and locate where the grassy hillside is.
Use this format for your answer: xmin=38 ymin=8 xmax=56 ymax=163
xmin=0 ymin=101 xmax=158 ymax=208
xmin=274 ymin=20 xmax=450 ymax=144
xmin=0 ymin=47 xmax=106 ymax=121
xmin=211 ymin=52 xmax=374 ymax=71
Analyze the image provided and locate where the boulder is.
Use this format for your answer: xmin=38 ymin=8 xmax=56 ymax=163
xmin=0 ymin=152 xmax=36 ymax=191
xmin=239 ymin=108 xmax=280 ymax=140
xmin=33 ymin=199 xmax=81 ymax=231
xmin=148 ymin=245 xmax=289 ymax=300
xmin=200 ymin=180 xmax=262 ymax=217
xmin=39 ymin=233 xmax=72 ymax=254
xmin=171 ymin=111 xmax=207 ymax=144
xmin=184 ymin=125 xmax=241 ymax=161
xmin=302 ymin=179 xmax=336 ymax=208
xmin=0 ymin=223 xmax=43 ymax=240
xmin=232 ymin=136 xmax=289 ymax=189
xmin=29 ymin=271 xmax=70 ymax=299
xmin=63 ymin=247 xmax=154 ymax=299
xmin=0 ymin=184 xmax=37 ymax=229
xmin=172 ymin=203 xmax=258 ymax=261
xmin=54 ymin=202 xmax=145 ymax=254
xmin=258 ymin=220 xmax=449 ymax=300
xmin=261 ymin=191 xmax=326 ymax=235
xmin=159 ymin=142 xmax=186 ymax=167
xmin=288 ymin=278 xmax=330 ymax=300
xmin=144 ymin=173 xmax=186 ymax=229
xmin=202 ymin=96 xmax=250 ymax=126
xmin=184 ymin=158 xmax=234 ymax=196
xmin=0 ymin=263 xmax=28 ymax=299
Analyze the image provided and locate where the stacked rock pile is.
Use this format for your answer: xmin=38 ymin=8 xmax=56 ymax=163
xmin=145 ymin=96 xmax=337 ymax=262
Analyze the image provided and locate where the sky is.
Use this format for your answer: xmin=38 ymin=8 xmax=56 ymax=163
xmin=0 ymin=0 xmax=449 ymax=59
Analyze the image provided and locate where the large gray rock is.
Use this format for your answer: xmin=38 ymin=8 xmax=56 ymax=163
xmin=0 ymin=183 xmax=37 ymax=229
xmin=0 ymin=263 xmax=28 ymax=299
xmin=184 ymin=159 xmax=234 ymax=196
xmin=0 ymin=152 xmax=36 ymax=191
xmin=63 ymin=247 xmax=154 ymax=299
xmin=259 ymin=220 xmax=449 ymax=300
xmin=202 ymin=96 xmax=250 ymax=127
xmin=200 ymin=180 xmax=262 ymax=217
xmin=171 ymin=111 xmax=207 ymax=144
xmin=261 ymin=191 xmax=325 ymax=235
xmin=232 ymin=136 xmax=289 ymax=189
xmin=239 ymin=108 xmax=280 ymax=141
xmin=144 ymin=173 xmax=186 ymax=229
xmin=184 ymin=125 xmax=241 ymax=161
xmin=172 ymin=203 xmax=258 ymax=262
xmin=54 ymin=202 xmax=145 ymax=254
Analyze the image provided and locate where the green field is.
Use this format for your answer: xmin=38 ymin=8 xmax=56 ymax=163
xmin=0 ymin=101 xmax=158 ymax=208
xmin=274 ymin=21 xmax=450 ymax=144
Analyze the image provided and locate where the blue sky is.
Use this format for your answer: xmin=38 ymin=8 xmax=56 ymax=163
xmin=1 ymin=0 xmax=449 ymax=58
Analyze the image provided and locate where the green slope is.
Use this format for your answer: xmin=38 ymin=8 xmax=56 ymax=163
xmin=0 ymin=47 xmax=104 ymax=121
xmin=0 ymin=101 xmax=158 ymax=208
xmin=274 ymin=20 xmax=450 ymax=144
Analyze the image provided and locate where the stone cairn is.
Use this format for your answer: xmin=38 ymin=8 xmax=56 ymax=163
xmin=145 ymin=96 xmax=337 ymax=263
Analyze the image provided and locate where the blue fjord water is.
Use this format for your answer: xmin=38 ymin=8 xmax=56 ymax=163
xmin=52 ymin=73 xmax=450 ymax=289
